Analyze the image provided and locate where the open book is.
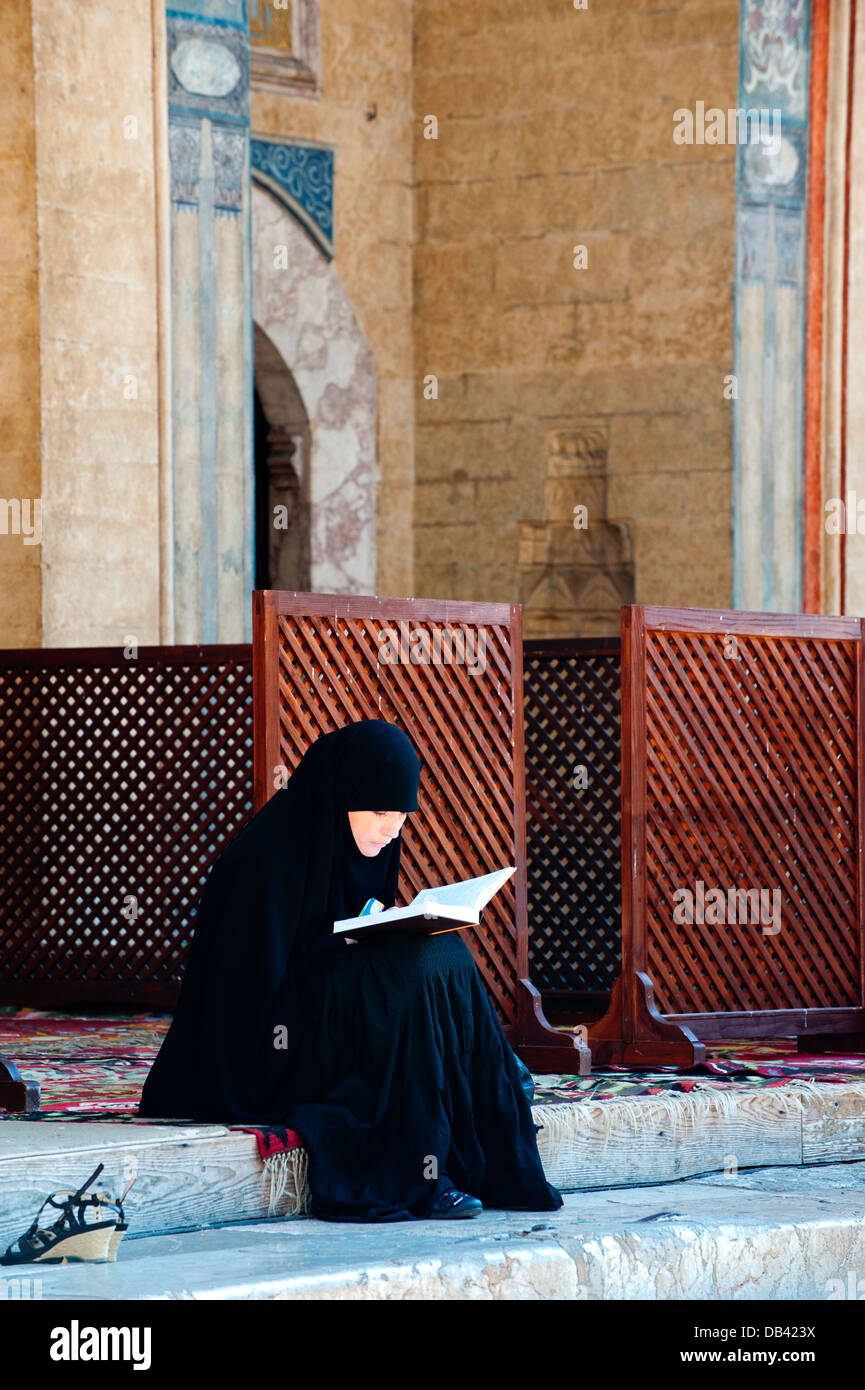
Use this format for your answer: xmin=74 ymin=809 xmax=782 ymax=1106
xmin=333 ymin=867 xmax=516 ymax=939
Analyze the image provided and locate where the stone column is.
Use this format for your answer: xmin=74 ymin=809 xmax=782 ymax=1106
xmin=0 ymin=0 xmax=41 ymax=646
xmin=733 ymin=0 xmax=812 ymax=613
xmin=843 ymin=0 xmax=865 ymax=614
xmin=165 ymin=1 xmax=252 ymax=643
xmin=30 ymin=0 xmax=163 ymax=646
xmin=265 ymin=431 xmax=308 ymax=590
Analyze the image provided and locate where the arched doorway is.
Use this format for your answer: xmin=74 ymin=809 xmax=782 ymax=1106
xmin=251 ymin=181 xmax=377 ymax=593
xmin=253 ymin=323 xmax=310 ymax=589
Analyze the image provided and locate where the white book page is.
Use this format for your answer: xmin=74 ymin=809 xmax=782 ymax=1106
xmin=411 ymin=867 xmax=515 ymax=916
xmin=333 ymin=867 xmax=515 ymax=933
xmin=333 ymin=901 xmax=415 ymax=932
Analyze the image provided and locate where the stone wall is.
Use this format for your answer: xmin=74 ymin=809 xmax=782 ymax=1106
xmin=251 ymin=0 xmax=415 ymax=597
xmin=1 ymin=1 xmax=844 ymax=640
xmin=412 ymin=0 xmax=739 ymax=615
xmin=0 ymin=0 xmax=41 ymax=646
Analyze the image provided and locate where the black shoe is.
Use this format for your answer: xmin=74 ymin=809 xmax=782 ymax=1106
xmin=0 ymin=1163 xmax=118 ymax=1266
xmin=429 ymin=1188 xmax=483 ymax=1219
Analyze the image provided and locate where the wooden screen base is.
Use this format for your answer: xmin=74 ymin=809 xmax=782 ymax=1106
xmin=0 ymin=1052 xmax=40 ymax=1113
xmin=587 ymin=977 xmax=865 ymax=1065
xmin=508 ymin=980 xmax=592 ymax=1076
xmin=797 ymin=1033 xmax=865 ymax=1054
xmin=587 ymin=973 xmax=707 ymax=1068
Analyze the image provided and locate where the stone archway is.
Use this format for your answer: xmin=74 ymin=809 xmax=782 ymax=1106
xmin=251 ymin=181 xmax=376 ymax=593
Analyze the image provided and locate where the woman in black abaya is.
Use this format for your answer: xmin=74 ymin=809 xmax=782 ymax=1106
xmin=139 ymin=719 xmax=562 ymax=1222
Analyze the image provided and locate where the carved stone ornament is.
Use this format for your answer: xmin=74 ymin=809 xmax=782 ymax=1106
xmin=518 ymin=426 xmax=634 ymax=639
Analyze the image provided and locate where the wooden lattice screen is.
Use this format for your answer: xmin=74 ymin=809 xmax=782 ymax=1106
xmin=523 ymin=638 xmax=621 ymax=1005
xmin=590 ymin=606 xmax=865 ymax=1066
xmin=0 ymin=645 xmax=254 ymax=1009
xmin=252 ymin=591 xmax=589 ymax=1073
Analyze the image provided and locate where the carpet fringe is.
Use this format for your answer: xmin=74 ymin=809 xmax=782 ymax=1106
xmin=779 ymin=1078 xmax=865 ymax=1100
xmin=263 ymin=1147 xmax=311 ymax=1217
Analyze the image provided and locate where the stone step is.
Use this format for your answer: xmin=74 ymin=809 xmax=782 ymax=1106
xmin=6 ymin=1162 xmax=865 ymax=1301
xmin=2 ymin=1081 xmax=864 ymax=1250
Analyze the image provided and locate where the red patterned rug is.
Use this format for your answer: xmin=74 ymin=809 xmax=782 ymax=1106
xmin=2 ymin=1007 xmax=864 ymax=1117
xmin=534 ymin=1041 xmax=865 ymax=1104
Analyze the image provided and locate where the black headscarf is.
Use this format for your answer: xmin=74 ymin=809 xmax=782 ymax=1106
xmin=327 ymin=720 xmax=421 ymax=928
xmin=139 ymin=720 xmax=421 ymax=1123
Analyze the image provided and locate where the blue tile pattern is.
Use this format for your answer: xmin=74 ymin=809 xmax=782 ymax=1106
xmin=251 ymin=137 xmax=334 ymax=256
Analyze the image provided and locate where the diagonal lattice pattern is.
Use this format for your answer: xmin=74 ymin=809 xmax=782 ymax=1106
xmin=642 ymin=628 xmax=861 ymax=1015
xmin=258 ymin=599 xmax=525 ymax=1025
xmin=523 ymin=641 xmax=622 ymax=993
xmin=0 ymin=647 xmax=254 ymax=1003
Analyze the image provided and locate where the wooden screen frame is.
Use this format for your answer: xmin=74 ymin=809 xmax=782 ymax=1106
xmin=252 ymin=590 xmax=590 ymax=1074
xmin=0 ymin=1055 xmax=40 ymax=1113
xmin=590 ymin=605 xmax=865 ymax=1066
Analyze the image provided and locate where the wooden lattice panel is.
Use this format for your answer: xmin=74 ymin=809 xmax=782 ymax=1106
xmin=0 ymin=646 xmax=254 ymax=1005
xmin=253 ymin=594 xmax=528 ymax=1027
xmin=643 ymin=623 xmax=862 ymax=1015
xmin=523 ymin=639 xmax=621 ymax=994
xmin=588 ymin=607 xmax=865 ymax=1066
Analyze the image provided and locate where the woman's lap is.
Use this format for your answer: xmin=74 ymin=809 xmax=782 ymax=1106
xmin=288 ymin=929 xmax=562 ymax=1221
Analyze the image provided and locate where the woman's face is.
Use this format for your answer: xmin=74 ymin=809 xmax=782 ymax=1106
xmin=348 ymin=810 xmax=408 ymax=857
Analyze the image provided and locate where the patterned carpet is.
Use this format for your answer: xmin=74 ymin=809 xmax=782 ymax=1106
xmin=0 ymin=1009 xmax=171 ymax=1121
xmin=533 ymin=1043 xmax=865 ymax=1104
xmin=2 ymin=1007 xmax=865 ymax=1119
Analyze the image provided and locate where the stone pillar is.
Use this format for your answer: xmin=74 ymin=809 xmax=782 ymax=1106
xmin=165 ymin=1 xmax=252 ymax=643
xmin=843 ymin=0 xmax=865 ymax=614
xmin=30 ymin=0 xmax=163 ymax=647
xmin=0 ymin=0 xmax=41 ymax=646
xmin=733 ymin=0 xmax=812 ymax=613
xmin=267 ymin=429 xmax=309 ymax=590
xmin=518 ymin=427 xmax=634 ymax=639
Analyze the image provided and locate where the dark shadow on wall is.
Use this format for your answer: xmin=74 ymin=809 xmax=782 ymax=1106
xmin=252 ymin=322 xmax=311 ymax=590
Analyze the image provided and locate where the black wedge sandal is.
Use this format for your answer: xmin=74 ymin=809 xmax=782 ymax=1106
xmin=53 ymin=1168 xmax=138 ymax=1262
xmin=0 ymin=1163 xmax=118 ymax=1266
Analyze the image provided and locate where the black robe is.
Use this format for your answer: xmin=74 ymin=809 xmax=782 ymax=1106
xmin=139 ymin=719 xmax=562 ymax=1222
